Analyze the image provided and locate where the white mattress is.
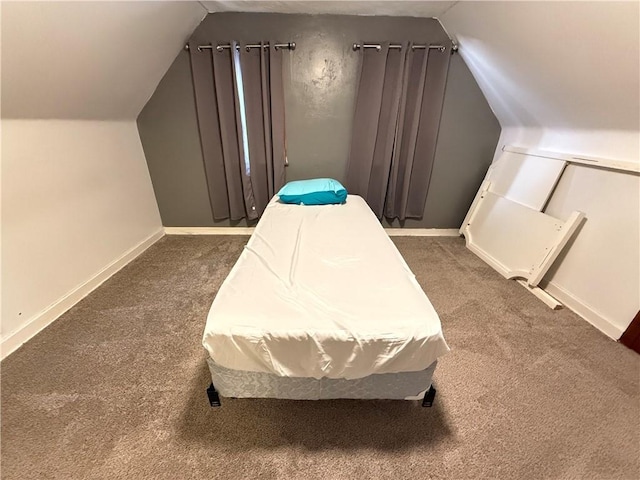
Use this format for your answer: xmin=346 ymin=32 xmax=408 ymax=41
xmin=202 ymin=195 xmax=450 ymax=379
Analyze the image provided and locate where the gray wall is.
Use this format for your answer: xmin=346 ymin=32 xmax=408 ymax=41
xmin=137 ymin=12 xmax=500 ymax=228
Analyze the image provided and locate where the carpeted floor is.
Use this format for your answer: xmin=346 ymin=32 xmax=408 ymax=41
xmin=1 ymin=236 xmax=638 ymax=479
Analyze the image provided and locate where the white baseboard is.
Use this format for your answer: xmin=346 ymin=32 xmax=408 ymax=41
xmin=164 ymin=227 xmax=461 ymax=237
xmin=0 ymin=229 xmax=164 ymax=360
xmin=516 ymin=280 xmax=562 ymax=310
xmin=164 ymin=227 xmax=255 ymax=235
xmin=544 ymin=281 xmax=624 ymax=340
xmin=385 ymin=228 xmax=460 ymax=237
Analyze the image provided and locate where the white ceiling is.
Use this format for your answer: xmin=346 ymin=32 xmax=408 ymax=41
xmin=441 ymin=1 xmax=640 ymax=133
xmin=201 ymin=1 xmax=457 ymax=17
xmin=1 ymin=1 xmax=206 ymax=119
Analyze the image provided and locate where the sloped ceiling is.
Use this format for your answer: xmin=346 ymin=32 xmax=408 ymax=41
xmin=201 ymin=1 xmax=456 ymax=17
xmin=440 ymin=1 xmax=639 ymax=134
xmin=1 ymin=1 xmax=206 ymax=119
xmin=3 ymin=0 xmax=638 ymax=138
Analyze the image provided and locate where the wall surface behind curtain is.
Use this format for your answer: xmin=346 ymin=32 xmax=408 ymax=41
xmin=1 ymin=120 xmax=163 ymax=355
xmin=138 ymin=12 xmax=501 ymax=227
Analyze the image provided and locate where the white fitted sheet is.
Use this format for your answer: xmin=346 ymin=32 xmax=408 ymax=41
xmin=203 ymin=195 xmax=450 ymax=379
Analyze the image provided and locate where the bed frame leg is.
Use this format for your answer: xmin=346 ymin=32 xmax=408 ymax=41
xmin=207 ymin=383 xmax=221 ymax=407
xmin=422 ymin=385 xmax=436 ymax=407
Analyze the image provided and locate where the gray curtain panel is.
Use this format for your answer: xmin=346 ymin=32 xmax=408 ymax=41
xmin=240 ymin=41 xmax=287 ymax=217
xmin=345 ymin=43 xmax=406 ymax=218
xmin=189 ymin=40 xmax=237 ymax=220
xmin=403 ymin=46 xmax=450 ymax=219
xmin=189 ymin=40 xmax=287 ymax=221
xmin=346 ymin=43 xmax=451 ymax=221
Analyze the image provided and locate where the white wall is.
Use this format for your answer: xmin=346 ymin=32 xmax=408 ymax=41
xmin=442 ymin=2 xmax=640 ymax=337
xmin=1 ymin=120 xmax=163 ymax=356
xmin=0 ymin=2 xmax=206 ymax=358
xmin=543 ymin=162 xmax=639 ymax=338
xmin=496 ymin=128 xmax=639 ymax=338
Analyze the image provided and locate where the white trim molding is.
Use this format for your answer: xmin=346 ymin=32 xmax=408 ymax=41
xmin=543 ymin=281 xmax=624 ymax=340
xmin=503 ymin=145 xmax=640 ymax=174
xmin=516 ymin=280 xmax=562 ymax=310
xmin=164 ymin=227 xmax=256 ymax=235
xmin=385 ymin=228 xmax=460 ymax=237
xmin=165 ymin=227 xmax=461 ymax=237
xmin=0 ymin=229 xmax=164 ymax=360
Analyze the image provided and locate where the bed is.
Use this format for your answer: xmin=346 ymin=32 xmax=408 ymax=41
xmin=202 ymin=195 xmax=450 ymax=406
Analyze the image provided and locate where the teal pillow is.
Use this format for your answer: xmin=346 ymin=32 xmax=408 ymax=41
xmin=278 ymin=178 xmax=347 ymax=205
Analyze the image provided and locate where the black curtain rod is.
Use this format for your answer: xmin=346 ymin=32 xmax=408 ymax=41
xmin=185 ymin=42 xmax=457 ymax=54
xmin=352 ymin=43 xmax=455 ymax=53
xmin=185 ymin=42 xmax=296 ymax=52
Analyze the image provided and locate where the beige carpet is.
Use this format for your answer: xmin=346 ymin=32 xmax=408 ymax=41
xmin=1 ymin=236 xmax=638 ymax=479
